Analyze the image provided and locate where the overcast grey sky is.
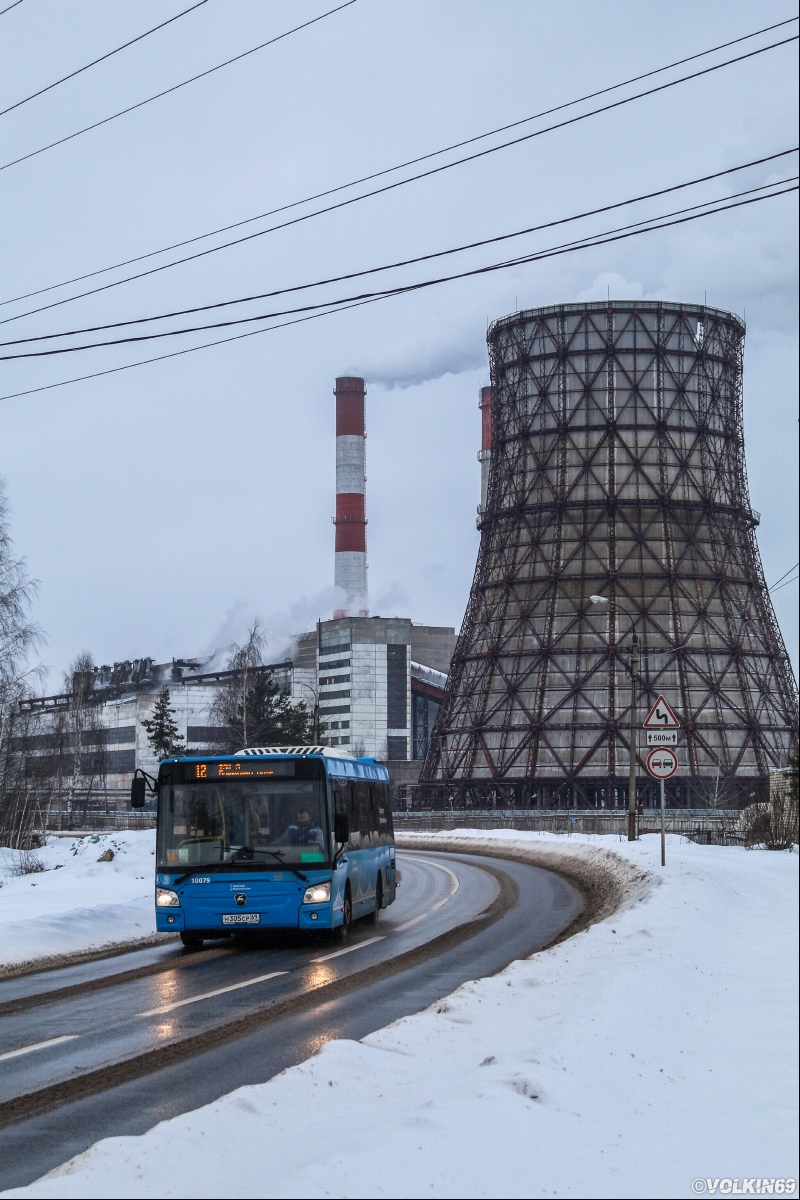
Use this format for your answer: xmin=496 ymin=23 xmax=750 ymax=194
xmin=1 ymin=0 xmax=797 ymax=686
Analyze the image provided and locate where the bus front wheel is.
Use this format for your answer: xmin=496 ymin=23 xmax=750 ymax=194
xmin=332 ymin=886 xmax=352 ymax=942
xmin=180 ymin=931 xmax=204 ymax=949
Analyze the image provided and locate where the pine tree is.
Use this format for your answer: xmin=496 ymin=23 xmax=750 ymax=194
xmin=227 ymin=671 xmax=312 ymax=749
xmin=142 ymin=686 xmax=185 ymax=760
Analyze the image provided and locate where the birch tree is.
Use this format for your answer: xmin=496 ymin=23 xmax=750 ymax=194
xmin=0 ymin=479 xmax=43 ymax=844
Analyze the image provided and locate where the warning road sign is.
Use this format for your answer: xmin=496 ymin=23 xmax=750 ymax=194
xmin=646 ymin=747 xmax=678 ymax=779
xmin=643 ymin=695 xmax=681 ymax=729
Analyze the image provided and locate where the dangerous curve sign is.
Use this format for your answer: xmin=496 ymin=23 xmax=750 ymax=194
xmin=643 ymin=695 xmax=681 ymax=729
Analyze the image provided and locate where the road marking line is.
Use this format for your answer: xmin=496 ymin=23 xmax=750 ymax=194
xmin=0 ymin=1035 xmax=78 ymax=1063
xmin=402 ymin=855 xmax=461 ymax=906
xmin=138 ymin=971 xmax=287 ymax=1017
xmin=311 ymin=936 xmax=385 ymax=962
xmin=393 ymin=913 xmax=428 ymax=931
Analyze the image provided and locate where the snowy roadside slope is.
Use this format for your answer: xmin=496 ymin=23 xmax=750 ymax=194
xmin=5 ymin=832 xmax=797 ymax=1200
xmin=0 ymin=831 xmax=159 ymax=972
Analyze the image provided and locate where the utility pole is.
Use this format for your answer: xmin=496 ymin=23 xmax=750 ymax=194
xmin=628 ymin=634 xmax=639 ymax=842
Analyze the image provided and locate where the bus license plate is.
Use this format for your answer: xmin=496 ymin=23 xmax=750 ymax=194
xmin=222 ymin=913 xmax=260 ymax=925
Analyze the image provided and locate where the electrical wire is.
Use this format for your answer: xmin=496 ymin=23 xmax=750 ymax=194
xmin=0 ymin=0 xmax=24 ymax=15
xmin=769 ymin=562 xmax=800 ymax=590
xmin=1 ymin=294 xmax=382 ymax=405
xmin=1 ymin=181 xmax=795 ymax=368
xmin=0 ymin=0 xmax=358 ymax=173
xmin=767 ymin=564 xmax=800 ymax=588
xmin=3 ymin=153 xmax=796 ymax=347
xmin=1 ymin=23 xmax=796 ymax=326
xmin=3 ymin=14 xmax=795 ymax=310
xmin=0 ymin=1 xmax=209 ymax=119
xmin=1 ymin=182 xmax=793 ymax=405
xmin=770 ymin=574 xmax=799 ymax=594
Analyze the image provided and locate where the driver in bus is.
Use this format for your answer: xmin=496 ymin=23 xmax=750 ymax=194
xmin=275 ymin=807 xmax=325 ymax=848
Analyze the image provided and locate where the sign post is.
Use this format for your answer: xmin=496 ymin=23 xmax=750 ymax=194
xmin=645 ymin=748 xmax=678 ymax=864
xmin=643 ymin=697 xmax=681 ymax=867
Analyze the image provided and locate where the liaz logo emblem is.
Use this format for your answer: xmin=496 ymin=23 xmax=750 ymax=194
xmin=234 ymin=893 xmax=247 ymax=907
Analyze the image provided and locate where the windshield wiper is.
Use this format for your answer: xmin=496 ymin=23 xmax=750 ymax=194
xmin=172 ymin=868 xmax=207 ymax=887
xmin=233 ymin=846 xmax=309 ymax=882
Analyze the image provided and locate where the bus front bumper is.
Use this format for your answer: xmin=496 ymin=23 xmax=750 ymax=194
xmin=155 ymin=904 xmax=334 ymax=933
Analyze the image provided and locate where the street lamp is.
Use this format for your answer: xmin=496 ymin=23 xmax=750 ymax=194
xmin=590 ymin=594 xmax=639 ymax=841
xmin=293 ymin=680 xmax=321 ymax=744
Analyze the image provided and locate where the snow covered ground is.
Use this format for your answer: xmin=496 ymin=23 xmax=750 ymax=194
xmin=3 ymin=830 xmax=797 ymax=1199
xmin=0 ymin=831 xmax=160 ymax=973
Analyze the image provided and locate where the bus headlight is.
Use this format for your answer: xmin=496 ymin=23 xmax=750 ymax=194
xmin=156 ymin=886 xmax=180 ymax=907
xmin=303 ymin=882 xmax=330 ymax=904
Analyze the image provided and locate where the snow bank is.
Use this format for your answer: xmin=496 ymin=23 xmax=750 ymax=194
xmin=4 ymin=832 xmax=798 ymax=1199
xmin=0 ymin=831 xmax=159 ymax=974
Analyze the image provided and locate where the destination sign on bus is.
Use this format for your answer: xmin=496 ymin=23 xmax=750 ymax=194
xmin=182 ymin=760 xmax=296 ymax=782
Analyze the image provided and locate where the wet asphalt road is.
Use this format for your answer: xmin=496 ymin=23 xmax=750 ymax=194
xmin=0 ymin=850 xmax=582 ymax=1191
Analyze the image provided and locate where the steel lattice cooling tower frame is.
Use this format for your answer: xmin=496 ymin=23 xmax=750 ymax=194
xmin=419 ymin=301 xmax=798 ymax=808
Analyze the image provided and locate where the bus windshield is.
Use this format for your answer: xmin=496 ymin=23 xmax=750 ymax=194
xmin=157 ymin=779 xmax=329 ymax=870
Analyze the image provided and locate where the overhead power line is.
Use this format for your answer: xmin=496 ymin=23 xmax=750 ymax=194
xmin=769 ymin=562 xmax=800 ymax=590
xmin=770 ymin=574 xmax=799 ymax=594
xmin=1 ymin=182 xmax=795 ymax=365
xmin=0 ymin=0 xmax=358 ymax=173
xmin=3 ymin=182 xmax=795 ymax=404
xmin=4 ymin=151 xmax=796 ymax=347
xmin=0 ymin=0 xmax=25 ymax=15
xmin=0 ymin=1 xmax=209 ymax=119
xmin=1 ymin=17 xmax=796 ymax=321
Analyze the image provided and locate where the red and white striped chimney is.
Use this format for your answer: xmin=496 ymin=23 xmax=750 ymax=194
xmin=333 ymin=376 xmax=368 ymax=616
xmin=478 ymin=385 xmax=493 ymax=519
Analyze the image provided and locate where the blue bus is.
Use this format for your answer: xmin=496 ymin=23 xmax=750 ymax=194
xmin=131 ymin=746 xmax=397 ymax=947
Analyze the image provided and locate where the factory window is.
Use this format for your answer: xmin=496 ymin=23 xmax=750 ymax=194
xmin=187 ymin=725 xmax=229 ymax=744
xmin=319 ymin=643 xmax=351 ymax=657
xmin=319 ymin=689 xmax=350 ymax=701
xmin=319 ymin=674 xmax=350 ymax=686
xmin=387 ymin=644 xmax=408 ymax=729
xmin=387 ymin=736 xmax=408 ymax=760
xmin=412 ymin=693 xmax=440 ymax=759
xmin=318 ymin=658 xmax=350 ymax=670
xmin=25 ymin=749 xmax=136 ymax=777
xmin=13 ymin=725 xmax=137 ymax=752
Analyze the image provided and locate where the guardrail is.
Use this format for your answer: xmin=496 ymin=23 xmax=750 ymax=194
xmin=393 ymin=809 xmax=746 ymax=842
xmin=34 ymin=812 xmax=156 ymax=834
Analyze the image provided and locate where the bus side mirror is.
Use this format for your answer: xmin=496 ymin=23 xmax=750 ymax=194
xmin=333 ymin=812 xmax=350 ymax=843
xmin=131 ymin=777 xmax=147 ymax=809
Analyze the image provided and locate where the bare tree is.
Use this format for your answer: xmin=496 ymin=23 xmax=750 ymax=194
xmin=64 ymin=651 xmax=95 ymax=818
xmin=210 ymin=620 xmax=312 ymax=752
xmin=0 ymin=480 xmax=44 ymax=846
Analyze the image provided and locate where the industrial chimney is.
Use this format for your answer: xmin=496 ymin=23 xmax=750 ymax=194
xmin=333 ymin=376 xmax=368 ymax=616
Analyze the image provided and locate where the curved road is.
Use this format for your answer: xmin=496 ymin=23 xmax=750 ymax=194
xmin=0 ymin=850 xmax=582 ymax=1191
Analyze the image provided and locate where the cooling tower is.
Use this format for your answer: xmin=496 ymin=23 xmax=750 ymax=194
xmin=419 ymin=301 xmax=798 ymax=808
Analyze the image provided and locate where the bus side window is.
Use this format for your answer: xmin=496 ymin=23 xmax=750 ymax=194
xmin=366 ymin=784 xmax=379 ymax=837
xmin=379 ymin=783 xmax=394 ymax=839
xmin=343 ymin=782 xmax=361 ymax=846
xmin=353 ymin=781 xmax=369 ymax=843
